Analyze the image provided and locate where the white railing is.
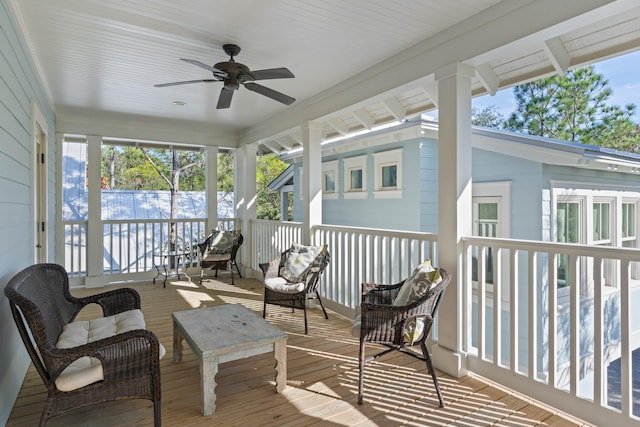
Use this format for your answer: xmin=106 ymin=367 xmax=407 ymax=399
xmin=463 ymin=236 xmax=640 ymax=426
xmin=313 ymin=224 xmax=438 ymax=310
xmin=62 ymin=218 xmax=239 ymax=279
xmin=249 ymin=220 xmax=438 ymax=314
xmin=249 ymin=219 xmax=302 ymax=269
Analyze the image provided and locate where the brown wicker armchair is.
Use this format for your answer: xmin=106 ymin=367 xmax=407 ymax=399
xmin=352 ymin=264 xmax=451 ymax=407
xmin=260 ymin=244 xmax=330 ymax=334
xmin=4 ymin=263 xmax=163 ymax=427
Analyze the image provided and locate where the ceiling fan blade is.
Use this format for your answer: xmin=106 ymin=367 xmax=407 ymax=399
xmin=247 ymin=67 xmax=295 ymax=80
xmin=154 ymin=79 xmax=218 ymax=87
xmin=217 ymin=87 xmax=235 ymax=109
xmin=180 ymin=59 xmax=227 ymax=77
xmin=243 ymin=82 xmax=295 ymax=105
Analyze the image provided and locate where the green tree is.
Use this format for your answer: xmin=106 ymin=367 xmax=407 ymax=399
xmin=256 ymin=155 xmax=288 ymax=220
xmin=504 ymin=66 xmax=640 ymax=152
xmin=472 ymin=105 xmax=506 ymax=128
xmin=217 ymin=153 xmax=234 ymax=194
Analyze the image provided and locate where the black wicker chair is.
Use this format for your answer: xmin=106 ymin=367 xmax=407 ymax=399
xmin=353 ymin=266 xmax=451 ymax=407
xmin=197 ymin=229 xmax=243 ymax=284
xmin=4 ymin=263 xmax=162 ymax=426
xmin=260 ymin=244 xmax=330 ymax=334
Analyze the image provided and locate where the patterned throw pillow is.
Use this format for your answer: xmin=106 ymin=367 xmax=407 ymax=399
xmin=392 ymin=260 xmax=442 ymax=306
xmin=208 ymin=230 xmax=237 ymax=255
xmin=280 ymin=243 xmax=327 ymax=283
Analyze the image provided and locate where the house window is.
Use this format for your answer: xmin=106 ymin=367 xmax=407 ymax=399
xmin=622 ymin=201 xmax=640 ymax=281
xmin=556 ymin=201 xmax=581 ymax=289
xmin=622 ymin=202 xmax=636 ymax=247
xmin=343 ymin=155 xmax=367 ymax=199
xmin=471 ymin=181 xmax=511 ymax=297
xmin=324 ymin=172 xmax=335 ymax=192
xmin=472 ymin=202 xmax=498 ymax=284
xmin=351 ymin=169 xmax=363 ymax=189
xmin=593 ymin=202 xmax=611 ymax=244
xmin=381 ymin=164 xmax=397 ymax=188
xmin=372 ymin=149 xmax=402 ymax=199
xmin=322 ymin=160 xmax=339 ymax=199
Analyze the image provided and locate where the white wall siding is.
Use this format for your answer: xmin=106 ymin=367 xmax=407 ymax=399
xmin=0 ymin=1 xmax=55 ymax=424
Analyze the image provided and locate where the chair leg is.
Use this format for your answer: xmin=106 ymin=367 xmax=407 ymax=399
xmin=303 ymin=303 xmax=308 ymax=334
xmin=233 ymin=261 xmax=242 ymax=278
xmin=315 ymin=292 xmax=329 ymax=319
xmin=420 ymin=341 xmax=445 ymax=407
xmin=263 ymin=300 xmax=267 ymax=318
xmin=358 ymin=340 xmax=366 ymax=405
xmin=153 ymin=398 xmax=161 ymax=427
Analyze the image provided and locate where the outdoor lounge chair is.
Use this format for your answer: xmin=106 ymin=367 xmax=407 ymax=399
xmin=260 ymin=243 xmax=330 ymax=334
xmin=197 ymin=229 xmax=243 ymax=284
xmin=352 ymin=261 xmax=451 ymax=407
xmin=4 ymin=263 xmax=164 ymax=427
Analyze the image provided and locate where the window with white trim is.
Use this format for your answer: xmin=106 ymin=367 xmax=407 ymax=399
xmin=622 ymin=201 xmax=636 ymax=248
xmin=552 ymin=186 xmax=640 ymax=292
xmin=556 ymin=200 xmax=582 ymax=290
xmin=372 ymin=149 xmax=402 ymax=199
xmin=471 ymin=181 xmax=511 ymax=298
xmin=343 ymin=155 xmax=367 ymax=199
xmin=622 ymin=201 xmax=640 ymax=280
xmin=593 ymin=201 xmax=612 ymax=244
xmin=322 ymin=160 xmax=339 ymax=199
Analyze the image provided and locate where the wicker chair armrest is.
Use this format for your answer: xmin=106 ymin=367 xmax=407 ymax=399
xmin=360 ymin=281 xmax=404 ymax=305
xmin=358 ymin=303 xmax=408 ymax=340
xmin=259 ymin=257 xmax=281 ymax=280
xmin=196 ymin=234 xmax=214 ymax=260
xmin=76 ymin=288 xmax=141 ymax=317
xmin=48 ymin=329 xmax=161 ymax=381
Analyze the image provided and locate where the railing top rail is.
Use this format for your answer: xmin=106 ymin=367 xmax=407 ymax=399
xmin=251 ymin=219 xmax=303 ymax=226
xmin=103 ymin=218 xmax=205 ymax=224
xmin=463 ymin=235 xmax=640 ymax=260
xmin=314 ymin=223 xmax=438 ymax=241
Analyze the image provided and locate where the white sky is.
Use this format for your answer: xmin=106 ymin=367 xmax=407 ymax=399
xmin=472 ymin=49 xmax=640 ymax=121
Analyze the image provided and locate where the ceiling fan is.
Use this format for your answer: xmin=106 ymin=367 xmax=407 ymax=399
xmin=155 ymin=44 xmax=295 ymax=109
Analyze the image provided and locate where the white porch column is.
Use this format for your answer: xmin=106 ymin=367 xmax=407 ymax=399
xmin=85 ymin=135 xmax=104 ymax=287
xmin=280 ymin=185 xmax=293 ymax=221
xmin=301 ymin=121 xmax=323 ymax=245
xmin=433 ymin=62 xmax=474 ymax=377
xmin=235 ymin=143 xmax=257 ymax=276
xmin=205 ymin=146 xmax=218 ymax=231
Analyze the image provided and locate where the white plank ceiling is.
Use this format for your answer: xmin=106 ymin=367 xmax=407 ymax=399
xmin=9 ymin=0 xmax=640 ymax=154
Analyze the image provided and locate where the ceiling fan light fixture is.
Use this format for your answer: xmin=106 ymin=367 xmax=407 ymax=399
xmin=224 ymin=79 xmax=240 ymax=90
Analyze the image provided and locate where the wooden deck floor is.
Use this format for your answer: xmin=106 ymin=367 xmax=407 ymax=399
xmin=7 ymin=277 xmax=593 ymax=426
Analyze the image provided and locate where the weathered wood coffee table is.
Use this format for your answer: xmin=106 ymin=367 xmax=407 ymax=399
xmin=172 ymin=304 xmax=288 ymax=416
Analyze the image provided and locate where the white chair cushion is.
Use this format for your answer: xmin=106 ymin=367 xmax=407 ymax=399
xmin=264 ymin=276 xmax=305 ymax=293
xmin=280 ymin=244 xmax=326 ymax=283
xmin=203 ymin=253 xmax=231 ymax=262
xmin=55 ymin=309 xmax=165 ymax=392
